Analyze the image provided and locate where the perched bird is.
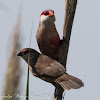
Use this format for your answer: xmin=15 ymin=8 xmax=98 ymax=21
xmin=36 ymin=10 xmax=60 ymax=60
xmin=17 ymin=48 xmax=84 ymax=90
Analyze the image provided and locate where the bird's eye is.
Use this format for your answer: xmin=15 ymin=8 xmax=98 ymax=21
xmin=44 ymin=11 xmax=49 ymax=15
xmin=44 ymin=12 xmax=47 ymax=15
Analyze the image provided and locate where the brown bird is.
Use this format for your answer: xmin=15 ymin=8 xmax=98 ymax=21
xmin=36 ymin=10 xmax=60 ymax=60
xmin=17 ymin=48 xmax=84 ymax=90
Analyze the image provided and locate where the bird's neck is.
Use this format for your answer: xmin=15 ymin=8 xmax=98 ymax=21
xmin=23 ymin=53 xmax=40 ymax=68
xmin=39 ymin=21 xmax=57 ymax=32
xmin=40 ymin=20 xmax=55 ymax=27
xmin=29 ymin=54 xmax=40 ymax=67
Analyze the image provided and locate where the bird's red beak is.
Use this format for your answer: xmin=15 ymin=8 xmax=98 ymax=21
xmin=49 ymin=11 xmax=54 ymax=17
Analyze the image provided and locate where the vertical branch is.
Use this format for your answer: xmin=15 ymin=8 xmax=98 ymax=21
xmin=59 ymin=0 xmax=77 ymax=67
xmin=54 ymin=0 xmax=77 ymax=100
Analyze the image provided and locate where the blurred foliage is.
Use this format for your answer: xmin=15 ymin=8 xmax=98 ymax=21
xmin=3 ymin=10 xmax=22 ymax=100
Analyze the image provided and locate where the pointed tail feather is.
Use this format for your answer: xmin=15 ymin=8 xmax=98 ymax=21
xmin=55 ymin=74 xmax=84 ymax=90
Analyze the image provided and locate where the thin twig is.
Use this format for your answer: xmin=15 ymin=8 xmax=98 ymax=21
xmin=26 ymin=58 xmax=30 ymax=100
xmin=26 ymin=18 xmax=34 ymax=100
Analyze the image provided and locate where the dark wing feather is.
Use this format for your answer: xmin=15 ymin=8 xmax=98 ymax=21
xmin=35 ymin=55 xmax=65 ymax=77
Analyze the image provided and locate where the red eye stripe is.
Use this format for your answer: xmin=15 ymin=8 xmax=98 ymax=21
xmin=41 ymin=11 xmax=49 ymax=15
xmin=21 ymin=49 xmax=28 ymax=53
xmin=21 ymin=49 xmax=26 ymax=53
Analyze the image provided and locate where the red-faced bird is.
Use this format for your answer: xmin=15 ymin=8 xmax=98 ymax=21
xmin=17 ymin=48 xmax=84 ymax=90
xmin=36 ymin=10 xmax=61 ymax=60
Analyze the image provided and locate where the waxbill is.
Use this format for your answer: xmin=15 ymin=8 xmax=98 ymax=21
xmin=17 ymin=48 xmax=84 ymax=90
xmin=36 ymin=10 xmax=60 ymax=60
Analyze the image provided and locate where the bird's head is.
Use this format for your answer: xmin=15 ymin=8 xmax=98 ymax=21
xmin=40 ymin=9 xmax=56 ymax=24
xmin=17 ymin=48 xmax=39 ymax=64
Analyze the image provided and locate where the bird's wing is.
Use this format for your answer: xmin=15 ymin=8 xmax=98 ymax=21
xmin=35 ymin=55 xmax=66 ymax=77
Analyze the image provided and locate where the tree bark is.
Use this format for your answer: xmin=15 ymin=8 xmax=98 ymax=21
xmin=54 ymin=0 xmax=77 ymax=100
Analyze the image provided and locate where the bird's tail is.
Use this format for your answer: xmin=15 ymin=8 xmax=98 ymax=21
xmin=55 ymin=74 xmax=84 ymax=90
